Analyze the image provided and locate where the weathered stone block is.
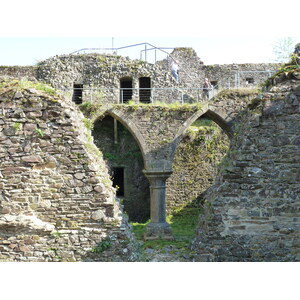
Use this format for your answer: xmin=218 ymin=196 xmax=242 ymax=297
xmin=21 ymin=155 xmax=42 ymax=163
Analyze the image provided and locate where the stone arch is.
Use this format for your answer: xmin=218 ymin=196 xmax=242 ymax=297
xmin=92 ymin=109 xmax=151 ymax=222
xmin=171 ymin=107 xmax=232 ymax=162
xmin=93 ymin=108 xmax=149 ymax=169
xmin=203 ymin=109 xmax=234 ymax=138
xmin=165 ymin=106 xmax=231 ymax=219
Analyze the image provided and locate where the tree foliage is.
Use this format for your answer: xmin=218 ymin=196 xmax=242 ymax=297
xmin=272 ymin=37 xmax=296 ymax=63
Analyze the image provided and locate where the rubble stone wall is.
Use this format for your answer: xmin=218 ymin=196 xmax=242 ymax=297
xmin=0 ymin=79 xmax=138 ymax=261
xmin=165 ymin=48 xmax=280 ymax=90
xmin=192 ymin=73 xmax=300 ymax=262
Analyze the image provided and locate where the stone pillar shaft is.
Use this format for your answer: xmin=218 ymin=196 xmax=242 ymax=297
xmin=143 ymin=170 xmax=173 ymax=240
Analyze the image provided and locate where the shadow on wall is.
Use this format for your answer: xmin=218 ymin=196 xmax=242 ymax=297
xmin=92 ymin=115 xmax=150 ymax=222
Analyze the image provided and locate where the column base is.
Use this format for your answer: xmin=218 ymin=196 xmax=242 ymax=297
xmin=144 ymin=222 xmax=174 ymax=241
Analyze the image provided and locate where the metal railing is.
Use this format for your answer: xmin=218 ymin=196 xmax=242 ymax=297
xmin=64 ymin=86 xmax=217 ymax=105
xmin=69 ymin=42 xmax=194 ymax=85
xmin=233 ymin=70 xmax=276 ymax=88
xmin=70 ymin=42 xmax=174 ymax=64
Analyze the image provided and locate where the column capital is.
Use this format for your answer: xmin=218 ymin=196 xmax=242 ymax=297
xmin=143 ymin=169 xmax=173 ymax=179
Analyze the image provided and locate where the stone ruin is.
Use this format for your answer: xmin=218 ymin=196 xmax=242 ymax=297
xmin=0 ymin=46 xmax=299 ymax=261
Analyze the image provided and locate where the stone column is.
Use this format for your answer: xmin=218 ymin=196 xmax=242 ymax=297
xmin=143 ymin=170 xmax=173 ymax=240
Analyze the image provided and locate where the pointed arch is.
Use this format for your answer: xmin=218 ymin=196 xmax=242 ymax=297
xmin=93 ymin=108 xmax=149 ymax=168
xmin=171 ymin=107 xmax=233 ymax=162
xmin=92 ymin=108 xmax=151 ymax=222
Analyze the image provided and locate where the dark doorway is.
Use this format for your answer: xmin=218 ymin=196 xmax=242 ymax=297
xmin=72 ymin=83 xmax=83 ymax=104
xmin=112 ymin=167 xmax=125 ymax=196
xmin=139 ymin=77 xmax=151 ymax=103
xmin=120 ymin=78 xmax=133 ymax=103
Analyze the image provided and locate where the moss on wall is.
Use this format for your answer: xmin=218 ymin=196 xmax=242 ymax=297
xmin=166 ymin=117 xmax=230 ymax=213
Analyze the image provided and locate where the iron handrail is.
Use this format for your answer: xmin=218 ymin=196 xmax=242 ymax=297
xmin=63 ymin=86 xmax=216 ymax=104
xmin=69 ymin=42 xmax=193 ymax=83
xmin=70 ymin=42 xmax=173 ymax=58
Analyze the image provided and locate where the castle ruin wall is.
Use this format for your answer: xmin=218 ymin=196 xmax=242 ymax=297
xmin=0 ymin=79 xmax=138 ymax=261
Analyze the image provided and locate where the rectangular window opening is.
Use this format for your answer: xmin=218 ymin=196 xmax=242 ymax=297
xmin=112 ymin=167 xmax=125 ymax=197
xmin=246 ymin=78 xmax=254 ymax=84
xmin=139 ymin=77 xmax=151 ymax=103
xmin=72 ymin=83 xmax=83 ymax=104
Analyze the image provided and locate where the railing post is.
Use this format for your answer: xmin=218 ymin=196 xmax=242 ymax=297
xmin=151 ymin=88 xmax=154 ymax=104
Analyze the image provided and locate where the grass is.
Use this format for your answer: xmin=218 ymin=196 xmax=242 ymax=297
xmin=18 ymin=80 xmax=57 ymax=96
xmin=130 ymin=204 xmax=201 ymax=250
xmin=189 ymin=118 xmax=219 ymax=132
xmin=0 ymin=78 xmax=57 ymax=97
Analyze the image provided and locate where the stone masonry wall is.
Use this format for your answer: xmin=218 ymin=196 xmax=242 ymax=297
xmin=191 ymin=70 xmax=300 ymax=261
xmin=163 ymin=48 xmax=280 ymax=91
xmin=0 ymin=49 xmax=280 ymax=105
xmin=166 ymin=119 xmax=230 ymax=213
xmin=36 ymin=54 xmax=180 ymax=104
xmin=0 ymin=66 xmax=37 ymax=81
xmin=0 ymin=79 xmax=138 ymax=262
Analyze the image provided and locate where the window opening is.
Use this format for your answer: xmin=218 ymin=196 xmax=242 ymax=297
xmin=120 ymin=78 xmax=133 ymax=103
xmin=139 ymin=77 xmax=151 ymax=103
xmin=246 ymin=78 xmax=254 ymax=85
xmin=72 ymin=83 xmax=83 ymax=104
xmin=210 ymin=80 xmax=218 ymax=89
xmin=112 ymin=167 xmax=125 ymax=197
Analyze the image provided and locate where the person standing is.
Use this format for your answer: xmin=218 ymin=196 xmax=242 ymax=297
xmin=171 ymin=61 xmax=179 ymax=82
xmin=203 ymin=78 xmax=212 ymax=100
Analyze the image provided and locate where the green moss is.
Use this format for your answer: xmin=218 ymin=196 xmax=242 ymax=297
xmin=263 ymin=63 xmax=300 ymax=88
xmin=19 ymin=80 xmax=57 ymax=96
xmin=79 ymin=102 xmax=103 ymax=118
xmin=0 ymin=78 xmax=57 ymax=98
xmin=91 ymin=238 xmax=112 ymax=253
xmin=12 ymin=122 xmax=22 ymax=131
xmin=82 ymin=117 xmax=93 ymax=130
xmin=216 ymin=88 xmax=260 ymax=100
xmin=115 ymin=102 xmax=203 ymax=113
xmin=35 ymin=128 xmax=45 ymax=137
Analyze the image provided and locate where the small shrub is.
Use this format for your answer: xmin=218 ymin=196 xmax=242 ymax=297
xmin=91 ymin=239 xmax=112 ymax=253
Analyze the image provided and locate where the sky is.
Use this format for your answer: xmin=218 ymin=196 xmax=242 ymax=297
xmin=1 ymin=36 xmax=300 ymax=66
xmin=1 ymin=0 xmax=300 ymax=67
